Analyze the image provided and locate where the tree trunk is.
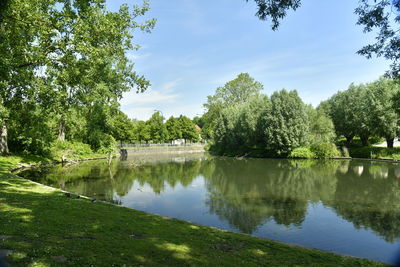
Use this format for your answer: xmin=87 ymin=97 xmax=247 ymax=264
xmin=360 ymin=135 xmax=369 ymax=147
xmin=0 ymin=123 xmax=9 ymax=155
xmin=386 ymin=138 xmax=394 ymax=148
xmin=345 ymin=135 xmax=354 ymax=145
xmin=58 ymin=117 xmax=66 ymax=141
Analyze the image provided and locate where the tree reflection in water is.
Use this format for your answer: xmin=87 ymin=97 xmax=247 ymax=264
xmin=18 ymin=157 xmax=400 ymax=243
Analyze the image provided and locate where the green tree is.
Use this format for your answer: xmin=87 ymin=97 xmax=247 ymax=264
xmin=0 ymin=0 xmax=44 ymax=154
xmin=204 ymin=73 xmax=263 ymax=139
xmin=212 ymin=104 xmax=243 ymax=153
xmin=261 ymin=89 xmax=309 ymax=156
xmin=0 ymin=0 xmax=155 ymax=154
xmin=322 ymin=83 xmax=373 ymax=146
xmin=165 ymin=116 xmax=182 ymax=142
xmin=147 ymin=111 xmax=168 ymax=143
xmin=111 ymin=111 xmax=135 ymax=145
xmin=307 ymin=106 xmax=336 ymax=144
xmin=207 ymin=73 xmax=263 ymax=106
xmin=193 ymin=116 xmax=205 ymax=128
xmin=322 ymin=89 xmax=357 ymax=144
xmin=367 ymin=77 xmax=400 ymax=148
xmin=349 ymin=83 xmax=373 ymax=146
xmin=235 ymin=94 xmax=270 ymax=148
xmin=134 ymin=121 xmax=151 ymax=144
xmin=37 ymin=0 xmax=154 ymax=141
xmin=212 ymin=95 xmax=269 ymax=154
xmin=178 ymin=115 xmax=198 ymax=143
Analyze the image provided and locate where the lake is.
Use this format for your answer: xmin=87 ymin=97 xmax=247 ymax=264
xmin=17 ymin=153 xmax=400 ymax=264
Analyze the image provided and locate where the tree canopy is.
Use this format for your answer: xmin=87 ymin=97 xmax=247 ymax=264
xmin=203 ymin=73 xmax=263 ymax=139
xmin=0 ymin=0 xmax=155 ymax=155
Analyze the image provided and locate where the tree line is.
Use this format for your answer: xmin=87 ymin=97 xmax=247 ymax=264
xmin=200 ymin=73 xmax=400 ymax=158
xmin=320 ymin=78 xmax=400 ymax=148
xmin=114 ymin=111 xmax=200 ymax=145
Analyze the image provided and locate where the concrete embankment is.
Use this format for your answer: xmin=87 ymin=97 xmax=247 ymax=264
xmin=122 ymin=145 xmax=206 ymax=156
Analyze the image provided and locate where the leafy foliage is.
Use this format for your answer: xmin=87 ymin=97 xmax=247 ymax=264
xmin=310 ymin=143 xmax=340 ymax=159
xmin=289 ymin=147 xmax=315 ymax=159
xmin=261 ymin=89 xmax=309 ymax=156
xmin=307 ymin=107 xmax=336 ymax=144
xmin=203 ymin=73 xmax=263 ymax=139
xmin=147 ymin=111 xmax=168 ymax=143
xmin=323 ymin=77 xmax=400 ymax=148
xmin=246 ymin=0 xmax=301 ymax=30
xmin=49 ymin=140 xmax=94 ymax=161
xmin=0 ymin=0 xmax=154 ymax=154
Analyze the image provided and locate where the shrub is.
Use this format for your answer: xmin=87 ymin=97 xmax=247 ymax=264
xmin=310 ymin=143 xmax=340 ymax=159
xmin=97 ymin=134 xmax=117 ymax=154
xmin=49 ymin=140 xmax=93 ymax=161
xmin=289 ymin=147 xmax=316 ymax=159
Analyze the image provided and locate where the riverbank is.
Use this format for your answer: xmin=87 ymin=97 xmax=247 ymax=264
xmin=122 ymin=144 xmax=206 ymax=156
xmin=0 ymin=155 xmax=387 ymax=266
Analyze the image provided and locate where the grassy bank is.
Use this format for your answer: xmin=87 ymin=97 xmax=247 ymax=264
xmin=348 ymin=147 xmax=400 ymax=160
xmin=0 ymin=156 xmax=387 ymax=266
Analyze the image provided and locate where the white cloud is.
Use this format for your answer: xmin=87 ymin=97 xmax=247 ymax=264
xmin=121 ymin=106 xmax=155 ymax=121
xmin=121 ymin=79 xmax=186 ymax=120
xmin=126 ymin=51 xmax=152 ymax=61
xmin=121 ymin=80 xmax=181 ymax=106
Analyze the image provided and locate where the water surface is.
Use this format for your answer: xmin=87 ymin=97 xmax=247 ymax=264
xmin=18 ymin=154 xmax=400 ymax=264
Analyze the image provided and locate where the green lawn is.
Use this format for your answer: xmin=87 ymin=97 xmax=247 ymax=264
xmin=0 ymin=155 xmax=388 ymax=266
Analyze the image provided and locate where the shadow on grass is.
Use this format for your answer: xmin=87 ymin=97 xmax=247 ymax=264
xmin=0 ymin=174 xmax=386 ymax=267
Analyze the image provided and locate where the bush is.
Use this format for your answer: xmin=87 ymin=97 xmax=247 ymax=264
xmin=97 ymin=134 xmax=117 ymax=154
xmin=49 ymin=140 xmax=93 ymax=161
xmin=289 ymin=147 xmax=316 ymax=159
xmin=310 ymin=143 xmax=340 ymax=159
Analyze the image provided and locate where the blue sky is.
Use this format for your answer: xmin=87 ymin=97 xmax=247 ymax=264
xmin=108 ymin=0 xmax=390 ymax=121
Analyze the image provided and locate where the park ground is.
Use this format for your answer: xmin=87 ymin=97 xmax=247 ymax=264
xmin=0 ymin=154 xmax=391 ymax=266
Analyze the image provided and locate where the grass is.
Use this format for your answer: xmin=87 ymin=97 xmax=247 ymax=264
xmin=348 ymin=147 xmax=400 ymax=160
xmin=0 ymin=155 xmax=388 ymax=266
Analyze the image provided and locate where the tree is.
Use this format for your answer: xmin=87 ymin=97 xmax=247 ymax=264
xmin=246 ymin=0 xmax=400 ymax=77
xmin=178 ymin=115 xmax=198 ymax=143
xmin=203 ymin=73 xmax=263 ymax=139
xmin=235 ymin=94 xmax=270 ymax=148
xmin=147 ymin=111 xmax=168 ymax=143
xmin=111 ymin=111 xmax=135 ymax=145
xmin=0 ymin=0 xmax=155 ymax=154
xmin=323 ymin=83 xmax=373 ymax=146
xmin=367 ymin=77 xmax=400 ymax=148
xmin=135 ymin=121 xmax=151 ymax=144
xmin=193 ymin=116 xmax=205 ymax=128
xmin=321 ymin=90 xmax=357 ymax=144
xmin=165 ymin=116 xmax=182 ymax=142
xmin=348 ymin=84 xmax=373 ymax=146
xmin=212 ymin=104 xmax=243 ymax=153
xmin=261 ymin=89 xmax=309 ymax=156
xmin=307 ymin=106 xmax=336 ymax=144
xmin=206 ymin=73 xmax=263 ymax=107
xmin=36 ymin=0 xmax=155 ymax=141
xmin=0 ymin=0 xmax=44 ymax=154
